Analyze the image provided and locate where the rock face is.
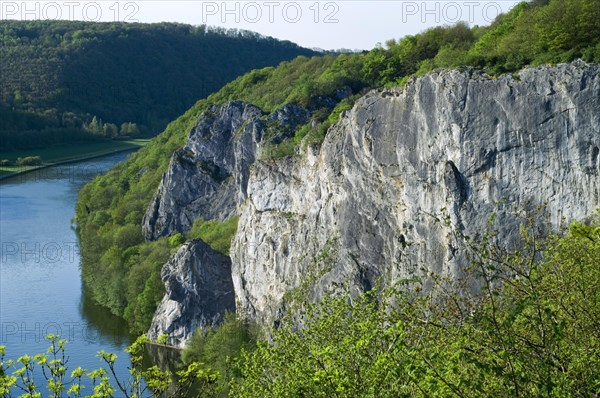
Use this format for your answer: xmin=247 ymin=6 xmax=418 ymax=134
xmin=142 ymin=102 xmax=265 ymax=240
xmin=147 ymin=240 xmax=235 ymax=348
xmin=149 ymin=61 xmax=600 ymax=342
xmin=142 ymin=101 xmax=311 ymax=241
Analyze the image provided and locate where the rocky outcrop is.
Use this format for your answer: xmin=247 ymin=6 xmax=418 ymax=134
xmin=147 ymin=240 xmax=235 ymax=348
xmin=142 ymin=101 xmax=312 ymax=241
xmin=142 ymin=102 xmax=264 ymax=240
xmin=149 ymin=61 xmax=600 ymax=341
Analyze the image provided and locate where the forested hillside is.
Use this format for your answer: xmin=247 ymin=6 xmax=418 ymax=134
xmin=0 ymin=20 xmax=316 ymax=149
xmin=76 ymin=0 xmax=600 ymax=335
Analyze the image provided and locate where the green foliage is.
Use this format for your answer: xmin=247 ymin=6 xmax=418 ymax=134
xmin=259 ymin=138 xmax=299 ymax=160
xmin=187 ymin=216 xmax=240 ymax=256
xmin=0 ymin=334 xmax=221 ymax=397
xmin=231 ymin=215 xmax=600 ymax=397
xmin=468 ymin=0 xmax=600 ymax=72
xmin=182 ymin=312 xmax=257 ymax=396
xmin=0 ymin=20 xmax=315 ymax=150
xmin=156 ymin=334 xmax=170 ymax=346
xmin=308 ymin=95 xmax=359 ymax=144
xmin=15 ymin=156 xmax=42 ymax=166
xmin=209 ymin=56 xmax=338 ymax=112
xmin=260 ymin=94 xmax=362 ymax=160
xmin=120 ymin=122 xmax=140 ymax=137
xmin=80 ymin=232 xmax=177 ymax=334
xmin=231 ymin=290 xmax=409 ymax=398
xmin=167 ymin=233 xmax=186 ymax=248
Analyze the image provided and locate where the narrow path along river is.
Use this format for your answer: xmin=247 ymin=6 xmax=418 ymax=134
xmin=0 ymin=152 xmax=135 ymax=385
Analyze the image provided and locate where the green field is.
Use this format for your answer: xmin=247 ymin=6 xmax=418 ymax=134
xmin=0 ymin=139 xmax=149 ymax=176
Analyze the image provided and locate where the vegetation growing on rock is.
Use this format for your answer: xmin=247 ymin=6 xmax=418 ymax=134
xmin=230 ymin=216 xmax=600 ymax=397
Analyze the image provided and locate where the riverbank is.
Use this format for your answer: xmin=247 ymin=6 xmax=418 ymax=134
xmin=0 ymin=139 xmax=148 ymax=181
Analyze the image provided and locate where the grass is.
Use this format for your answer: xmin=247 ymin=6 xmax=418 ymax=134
xmin=0 ymin=139 xmax=149 ymax=176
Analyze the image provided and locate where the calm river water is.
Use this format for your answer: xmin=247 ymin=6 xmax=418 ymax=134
xmin=0 ymin=153 xmax=135 ymax=387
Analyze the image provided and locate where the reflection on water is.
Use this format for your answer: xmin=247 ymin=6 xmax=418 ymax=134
xmin=143 ymin=343 xmax=203 ymax=398
xmin=144 ymin=342 xmax=183 ymax=373
xmin=79 ymin=284 xmax=134 ymax=347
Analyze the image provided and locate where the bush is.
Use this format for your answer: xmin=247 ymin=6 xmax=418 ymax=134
xmin=168 ymin=233 xmax=186 ymax=247
xmin=187 ymin=216 xmax=240 ymax=256
xmin=183 ymin=312 xmax=257 ymax=397
xmin=15 ymin=156 xmax=42 ymax=166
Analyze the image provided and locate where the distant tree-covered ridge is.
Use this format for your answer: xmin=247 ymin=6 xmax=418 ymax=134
xmin=76 ymin=0 xmax=600 ymax=335
xmin=0 ymin=20 xmax=316 ymax=150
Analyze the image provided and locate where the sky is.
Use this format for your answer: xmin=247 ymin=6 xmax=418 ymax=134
xmin=0 ymin=1 xmax=522 ymax=50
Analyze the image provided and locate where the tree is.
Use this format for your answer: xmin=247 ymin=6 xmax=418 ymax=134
xmin=103 ymin=123 xmax=119 ymax=138
xmin=120 ymin=122 xmax=140 ymax=137
xmin=86 ymin=116 xmax=103 ymax=135
xmin=183 ymin=312 xmax=256 ymax=396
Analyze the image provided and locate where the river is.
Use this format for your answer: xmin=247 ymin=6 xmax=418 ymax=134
xmin=0 ymin=153 xmax=135 ymax=389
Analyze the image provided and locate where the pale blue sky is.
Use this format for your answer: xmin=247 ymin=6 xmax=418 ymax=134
xmin=1 ymin=1 xmax=522 ymax=50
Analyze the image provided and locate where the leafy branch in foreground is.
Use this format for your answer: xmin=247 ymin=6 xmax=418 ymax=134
xmin=0 ymin=335 xmax=220 ymax=398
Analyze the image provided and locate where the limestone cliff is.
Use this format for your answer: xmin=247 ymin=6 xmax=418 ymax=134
xmin=147 ymin=240 xmax=235 ymax=347
xmin=142 ymin=102 xmax=264 ymax=240
xmin=148 ymin=61 xmax=600 ymax=346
